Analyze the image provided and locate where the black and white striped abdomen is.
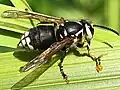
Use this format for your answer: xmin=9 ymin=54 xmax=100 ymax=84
xmin=18 ymin=25 xmax=56 ymax=50
xmin=18 ymin=31 xmax=34 ymax=49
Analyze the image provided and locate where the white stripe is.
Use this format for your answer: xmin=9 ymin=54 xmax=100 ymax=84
xmin=21 ymin=35 xmax=24 ymax=40
xmin=18 ymin=43 xmax=22 ymax=47
xmin=85 ymin=24 xmax=92 ymax=39
xmin=75 ymin=29 xmax=83 ymax=36
xmin=60 ymin=34 xmax=63 ymax=38
xmin=64 ymin=30 xmax=67 ymax=36
xmin=76 ymin=21 xmax=82 ymax=25
xmin=21 ymin=31 xmax=29 ymax=40
xmin=21 ymin=39 xmax=26 ymax=47
xmin=24 ymin=31 xmax=29 ymax=37
xmin=25 ymin=37 xmax=34 ymax=49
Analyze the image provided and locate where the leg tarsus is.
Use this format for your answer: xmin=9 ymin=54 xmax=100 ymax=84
xmin=94 ymin=57 xmax=103 ymax=72
xmin=78 ymin=39 xmax=107 ymax=72
xmin=89 ymin=53 xmax=107 ymax=72
xmin=86 ymin=40 xmax=106 ymax=72
xmin=58 ymin=51 xmax=69 ymax=84
xmin=81 ymin=52 xmax=107 ymax=72
xmin=95 ymin=53 xmax=107 ymax=72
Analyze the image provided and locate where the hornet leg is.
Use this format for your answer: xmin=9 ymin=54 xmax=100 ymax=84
xmin=86 ymin=40 xmax=107 ymax=72
xmin=58 ymin=50 xmax=69 ymax=84
xmin=82 ymin=52 xmax=107 ymax=72
xmin=87 ymin=40 xmax=91 ymax=54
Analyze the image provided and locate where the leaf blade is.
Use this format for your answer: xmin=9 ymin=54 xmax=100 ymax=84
xmin=10 ymin=0 xmax=32 ymax=11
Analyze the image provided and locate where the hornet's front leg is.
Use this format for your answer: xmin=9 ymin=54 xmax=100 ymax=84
xmin=85 ymin=53 xmax=107 ymax=72
xmin=86 ymin=40 xmax=107 ymax=72
xmin=58 ymin=50 xmax=69 ymax=84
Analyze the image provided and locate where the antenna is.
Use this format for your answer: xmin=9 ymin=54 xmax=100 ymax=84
xmin=94 ymin=38 xmax=113 ymax=48
xmin=93 ymin=24 xmax=119 ymax=36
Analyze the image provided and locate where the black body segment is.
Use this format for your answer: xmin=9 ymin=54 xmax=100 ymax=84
xmin=18 ymin=20 xmax=92 ymax=50
xmin=29 ymin=25 xmax=56 ymax=50
xmin=56 ymin=21 xmax=85 ymax=41
xmin=64 ymin=22 xmax=83 ymax=35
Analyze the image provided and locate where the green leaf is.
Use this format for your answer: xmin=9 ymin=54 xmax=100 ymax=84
xmin=10 ymin=0 xmax=32 ymax=11
xmin=0 ymin=1 xmax=120 ymax=90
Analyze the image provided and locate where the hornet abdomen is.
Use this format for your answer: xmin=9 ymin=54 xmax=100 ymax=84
xmin=18 ymin=25 xmax=56 ymax=50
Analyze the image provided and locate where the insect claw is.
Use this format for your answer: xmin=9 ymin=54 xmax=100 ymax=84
xmin=64 ymin=75 xmax=69 ymax=84
xmin=65 ymin=79 xmax=69 ymax=84
xmin=94 ymin=53 xmax=107 ymax=72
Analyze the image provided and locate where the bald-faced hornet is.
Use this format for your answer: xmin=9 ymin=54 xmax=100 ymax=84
xmin=2 ymin=10 xmax=119 ymax=88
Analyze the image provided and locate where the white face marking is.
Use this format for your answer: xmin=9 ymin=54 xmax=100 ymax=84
xmin=75 ymin=29 xmax=83 ymax=36
xmin=60 ymin=34 xmax=63 ymax=38
xmin=85 ymin=24 xmax=92 ymax=39
xmin=25 ymin=37 xmax=34 ymax=49
xmin=64 ymin=30 xmax=67 ymax=36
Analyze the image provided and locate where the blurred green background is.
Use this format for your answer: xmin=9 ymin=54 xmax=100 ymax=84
xmin=0 ymin=0 xmax=120 ymax=32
